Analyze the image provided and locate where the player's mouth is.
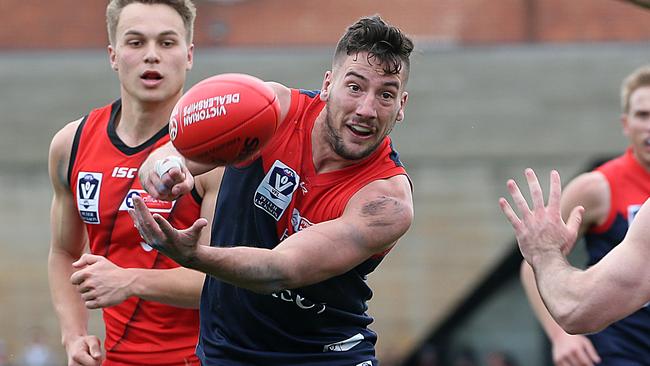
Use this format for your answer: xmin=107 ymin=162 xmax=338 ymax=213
xmin=140 ymin=70 xmax=163 ymax=87
xmin=347 ymin=123 xmax=375 ymax=139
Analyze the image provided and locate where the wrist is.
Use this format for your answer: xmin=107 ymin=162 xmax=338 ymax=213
xmin=62 ymin=332 xmax=86 ymax=348
xmin=124 ymin=268 xmax=140 ymax=298
xmin=184 ymin=245 xmax=206 ymax=271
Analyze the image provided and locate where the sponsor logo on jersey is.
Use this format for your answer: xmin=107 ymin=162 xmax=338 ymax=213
xmin=291 ymin=208 xmax=313 ymax=232
xmin=323 ymin=333 xmax=365 ymax=352
xmin=111 ymin=166 xmax=138 ymax=179
xmin=271 ymin=289 xmax=326 ymax=315
xmin=355 ymin=362 xmax=372 ymax=366
xmin=119 ymin=190 xmax=175 ymax=213
xmin=77 ymin=172 xmax=102 ymax=224
xmin=628 ymin=204 xmax=642 ymax=224
xmin=254 ymin=160 xmax=300 ymax=220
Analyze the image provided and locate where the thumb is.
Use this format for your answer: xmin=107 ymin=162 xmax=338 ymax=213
xmin=566 ymin=205 xmax=584 ymax=235
xmin=72 ymin=253 xmax=102 ymax=268
xmin=187 ymin=218 xmax=209 ymax=240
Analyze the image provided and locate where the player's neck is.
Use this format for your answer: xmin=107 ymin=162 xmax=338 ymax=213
xmin=116 ymin=95 xmax=177 ymax=147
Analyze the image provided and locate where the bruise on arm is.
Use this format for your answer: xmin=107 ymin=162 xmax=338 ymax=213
xmin=360 ymin=195 xmax=405 ymax=227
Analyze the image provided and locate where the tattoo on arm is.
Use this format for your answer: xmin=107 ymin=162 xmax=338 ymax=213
xmin=360 ymin=196 xmax=403 ymax=227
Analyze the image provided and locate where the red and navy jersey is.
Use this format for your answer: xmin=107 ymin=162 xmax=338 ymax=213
xmin=197 ymin=89 xmax=408 ymax=365
xmin=584 ymin=148 xmax=650 ymax=363
xmin=69 ymin=100 xmax=201 ymax=366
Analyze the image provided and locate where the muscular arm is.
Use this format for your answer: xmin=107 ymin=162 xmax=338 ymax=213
xmin=502 ymin=169 xmax=650 ymax=335
xmin=537 ymin=198 xmax=650 ymax=334
xmin=520 ymin=172 xmax=609 ymax=338
xmin=47 ymin=120 xmax=103 ymax=364
xmin=133 ymin=174 xmax=413 ymax=294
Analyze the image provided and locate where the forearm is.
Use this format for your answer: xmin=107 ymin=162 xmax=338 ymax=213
xmin=188 ymin=245 xmax=289 ymax=294
xmin=127 ymin=267 xmax=205 ymax=308
xmin=530 ymin=251 xmax=595 ymax=334
xmin=521 ymin=261 xmax=572 ymax=340
xmin=48 ymin=249 xmax=90 ymax=346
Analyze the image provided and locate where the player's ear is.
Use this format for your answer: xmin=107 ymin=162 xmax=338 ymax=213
xmin=320 ymin=71 xmax=332 ymax=101
xmin=108 ymin=45 xmax=118 ymax=71
xmin=621 ymin=113 xmax=630 ymax=139
xmin=396 ymin=91 xmax=408 ymax=123
xmin=186 ymin=43 xmax=194 ymax=71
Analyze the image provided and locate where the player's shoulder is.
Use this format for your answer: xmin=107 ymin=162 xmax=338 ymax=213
xmin=566 ymin=171 xmax=609 ymax=197
xmin=49 ymin=117 xmax=84 ymax=160
xmin=265 ymin=81 xmax=292 ymax=124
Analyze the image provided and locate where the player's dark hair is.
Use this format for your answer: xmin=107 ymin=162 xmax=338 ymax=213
xmin=334 ymin=15 xmax=414 ymax=81
xmin=106 ymin=0 xmax=196 ymax=45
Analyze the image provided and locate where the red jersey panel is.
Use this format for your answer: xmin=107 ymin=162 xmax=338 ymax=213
xmin=69 ymin=100 xmax=201 ymax=366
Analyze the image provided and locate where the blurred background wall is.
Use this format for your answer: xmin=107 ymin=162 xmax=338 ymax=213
xmin=0 ymin=0 xmax=648 ymax=365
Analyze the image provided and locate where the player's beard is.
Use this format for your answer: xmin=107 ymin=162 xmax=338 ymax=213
xmin=324 ymin=104 xmax=389 ymax=161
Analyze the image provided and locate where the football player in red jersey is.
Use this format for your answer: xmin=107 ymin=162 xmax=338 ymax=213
xmin=48 ymin=1 xmax=221 ymax=365
xmin=515 ymin=66 xmax=650 ymax=366
xmin=133 ymin=16 xmax=414 ymax=366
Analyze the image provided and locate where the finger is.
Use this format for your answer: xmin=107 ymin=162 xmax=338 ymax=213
xmin=85 ymin=300 xmax=101 ymax=309
xmin=153 ymin=213 xmax=178 ymax=240
xmin=499 ymin=197 xmax=522 ymax=231
xmin=71 ymin=350 xmax=98 ymax=366
xmin=145 ymin=172 xmax=170 ymax=200
xmin=506 ymin=178 xmax=531 ymax=218
xmin=548 ymin=170 xmax=563 ymax=213
xmin=72 ymin=253 xmax=101 ymax=268
xmin=132 ymin=196 xmax=163 ymax=243
xmin=571 ymin=350 xmax=594 ymax=366
xmin=80 ymin=291 xmax=96 ymax=301
xmin=566 ymin=206 xmax=584 ymax=235
xmin=87 ymin=337 xmax=103 ymax=360
xmin=70 ymin=270 xmax=88 ymax=286
xmin=583 ymin=340 xmax=601 ymax=364
xmin=524 ymin=168 xmax=545 ymax=210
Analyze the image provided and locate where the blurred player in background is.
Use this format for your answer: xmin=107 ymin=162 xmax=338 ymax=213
xmin=519 ymin=65 xmax=650 ymax=366
xmin=48 ymin=1 xmax=221 ymax=365
xmin=133 ymin=15 xmax=414 ymax=366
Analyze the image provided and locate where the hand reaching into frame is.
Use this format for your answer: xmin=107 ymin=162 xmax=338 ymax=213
xmin=498 ymin=168 xmax=584 ymax=266
xmin=128 ymin=195 xmax=207 ymax=268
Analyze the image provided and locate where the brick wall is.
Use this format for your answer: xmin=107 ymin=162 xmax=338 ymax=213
xmin=0 ymin=0 xmax=648 ymax=50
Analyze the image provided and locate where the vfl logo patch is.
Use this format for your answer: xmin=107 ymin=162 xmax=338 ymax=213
xmin=291 ymin=208 xmax=313 ymax=233
xmin=254 ymin=160 xmax=300 ymax=221
xmin=77 ymin=172 xmax=102 ymax=224
xmin=628 ymin=204 xmax=642 ymax=224
xmin=119 ymin=190 xmax=175 ymax=213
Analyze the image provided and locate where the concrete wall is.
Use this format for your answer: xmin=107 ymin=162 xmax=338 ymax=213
xmin=0 ymin=43 xmax=648 ymax=363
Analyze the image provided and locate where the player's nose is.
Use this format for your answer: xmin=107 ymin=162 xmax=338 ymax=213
xmin=143 ymin=44 xmax=161 ymax=64
xmin=355 ymin=93 xmax=377 ymax=119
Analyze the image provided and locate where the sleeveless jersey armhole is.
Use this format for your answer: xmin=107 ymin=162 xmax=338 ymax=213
xmin=190 ymin=186 xmax=203 ymax=205
xmin=590 ymin=170 xmax=616 ymax=234
xmin=66 ymin=116 xmax=88 ymax=188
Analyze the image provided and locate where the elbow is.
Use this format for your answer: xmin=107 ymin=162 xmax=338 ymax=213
xmin=555 ymin=308 xmax=605 ymax=335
